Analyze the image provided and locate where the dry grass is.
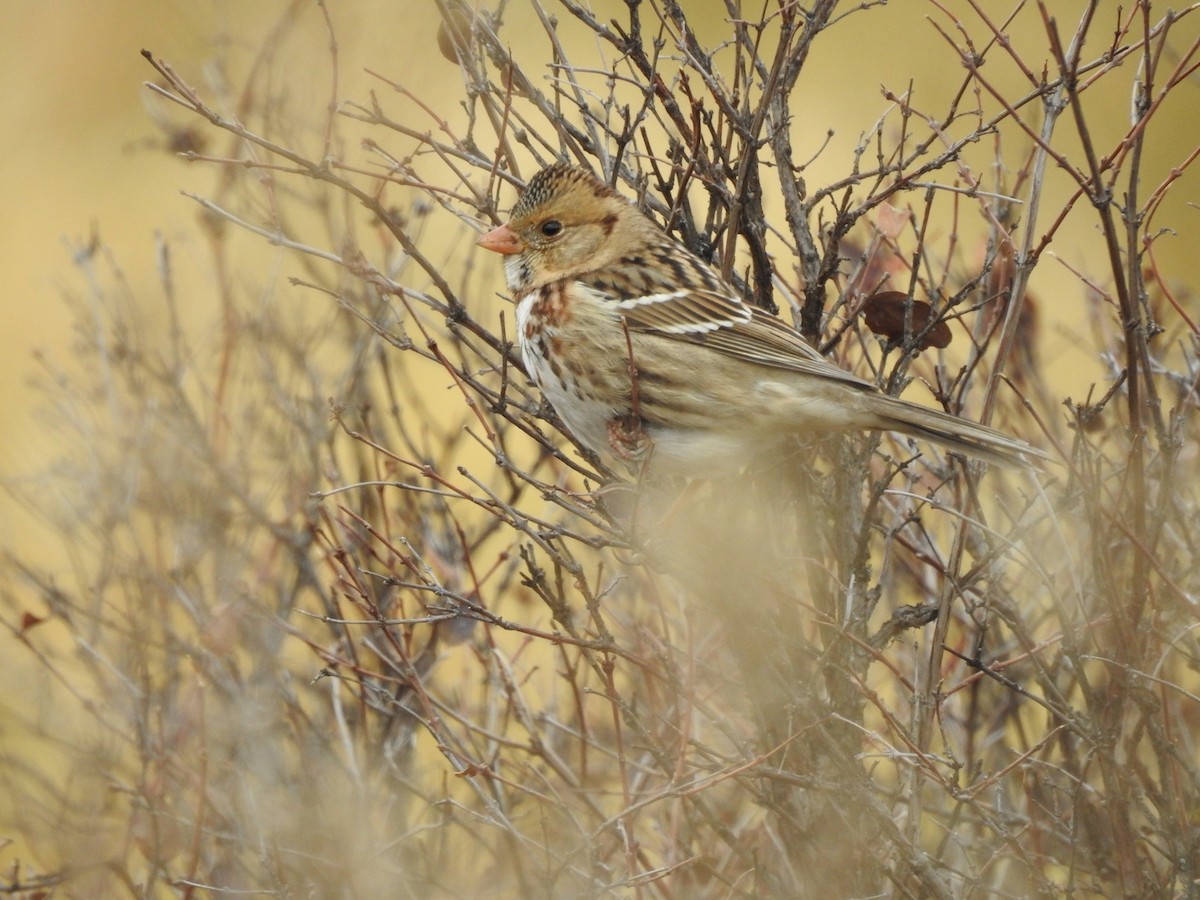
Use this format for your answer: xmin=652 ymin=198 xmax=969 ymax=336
xmin=3 ymin=1 xmax=1199 ymax=897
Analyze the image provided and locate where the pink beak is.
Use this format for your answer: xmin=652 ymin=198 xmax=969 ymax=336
xmin=477 ymin=223 xmax=523 ymax=255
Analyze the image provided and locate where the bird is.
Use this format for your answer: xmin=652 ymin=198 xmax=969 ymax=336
xmin=477 ymin=163 xmax=1044 ymax=473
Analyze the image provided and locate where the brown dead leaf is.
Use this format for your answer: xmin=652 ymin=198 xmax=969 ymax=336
xmin=436 ymin=6 xmax=475 ymax=64
xmin=873 ymin=203 xmax=912 ymax=240
xmin=862 ymin=291 xmax=952 ymax=350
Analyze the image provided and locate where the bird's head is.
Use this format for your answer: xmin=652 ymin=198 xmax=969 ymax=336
xmin=477 ymin=164 xmax=656 ymax=292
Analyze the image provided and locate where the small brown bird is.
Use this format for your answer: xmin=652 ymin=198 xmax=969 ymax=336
xmin=478 ymin=164 xmax=1043 ymax=472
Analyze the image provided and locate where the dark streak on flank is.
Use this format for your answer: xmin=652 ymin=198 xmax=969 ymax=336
xmin=631 ymin=366 xmax=677 ymax=386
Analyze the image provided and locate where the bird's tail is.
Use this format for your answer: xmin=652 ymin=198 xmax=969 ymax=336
xmin=864 ymin=395 xmax=1047 ymax=468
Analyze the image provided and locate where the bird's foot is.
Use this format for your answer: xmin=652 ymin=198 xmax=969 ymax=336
xmin=607 ymin=413 xmax=652 ymax=461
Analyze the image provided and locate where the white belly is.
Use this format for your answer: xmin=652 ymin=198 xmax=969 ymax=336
xmin=515 ymin=291 xmax=617 ymax=457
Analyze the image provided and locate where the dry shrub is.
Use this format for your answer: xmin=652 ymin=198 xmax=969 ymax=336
xmin=3 ymin=2 xmax=1199 ymax=897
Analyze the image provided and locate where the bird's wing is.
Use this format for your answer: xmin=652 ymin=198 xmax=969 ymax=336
xmin=610 ymin=287 xmax=876 ymax=391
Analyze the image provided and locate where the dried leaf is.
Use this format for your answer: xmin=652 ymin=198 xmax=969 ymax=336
xmin=436 ymin=7 xmax=475 ymax=64
xmin=863 ymin=291 xmax=952 ymax=350
xmin=873 ymin=203 xmax=911 ymax=240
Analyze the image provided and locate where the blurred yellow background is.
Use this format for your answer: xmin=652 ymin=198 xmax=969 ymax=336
xmin=4 ymin=3 xmax=1195 ymax=558
xmin=4 ymin=2 xmax=1197 ymax=629
xmin=4 ymin=0 xmax=1196 ymax=714
xmin=0 ymin=1 xmax=451 ymax=564
xmin=5 ymin=0 xmax=1197 ymax=502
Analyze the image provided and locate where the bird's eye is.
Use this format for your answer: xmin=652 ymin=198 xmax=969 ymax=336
xmin=540 ymin=220 xmax=563 ymax=237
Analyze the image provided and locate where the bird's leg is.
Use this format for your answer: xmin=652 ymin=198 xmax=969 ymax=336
xmin=606 ymin=412 xmax=653 ymax=461
xmin=608 ymin=318 xmax=655 ymax=460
